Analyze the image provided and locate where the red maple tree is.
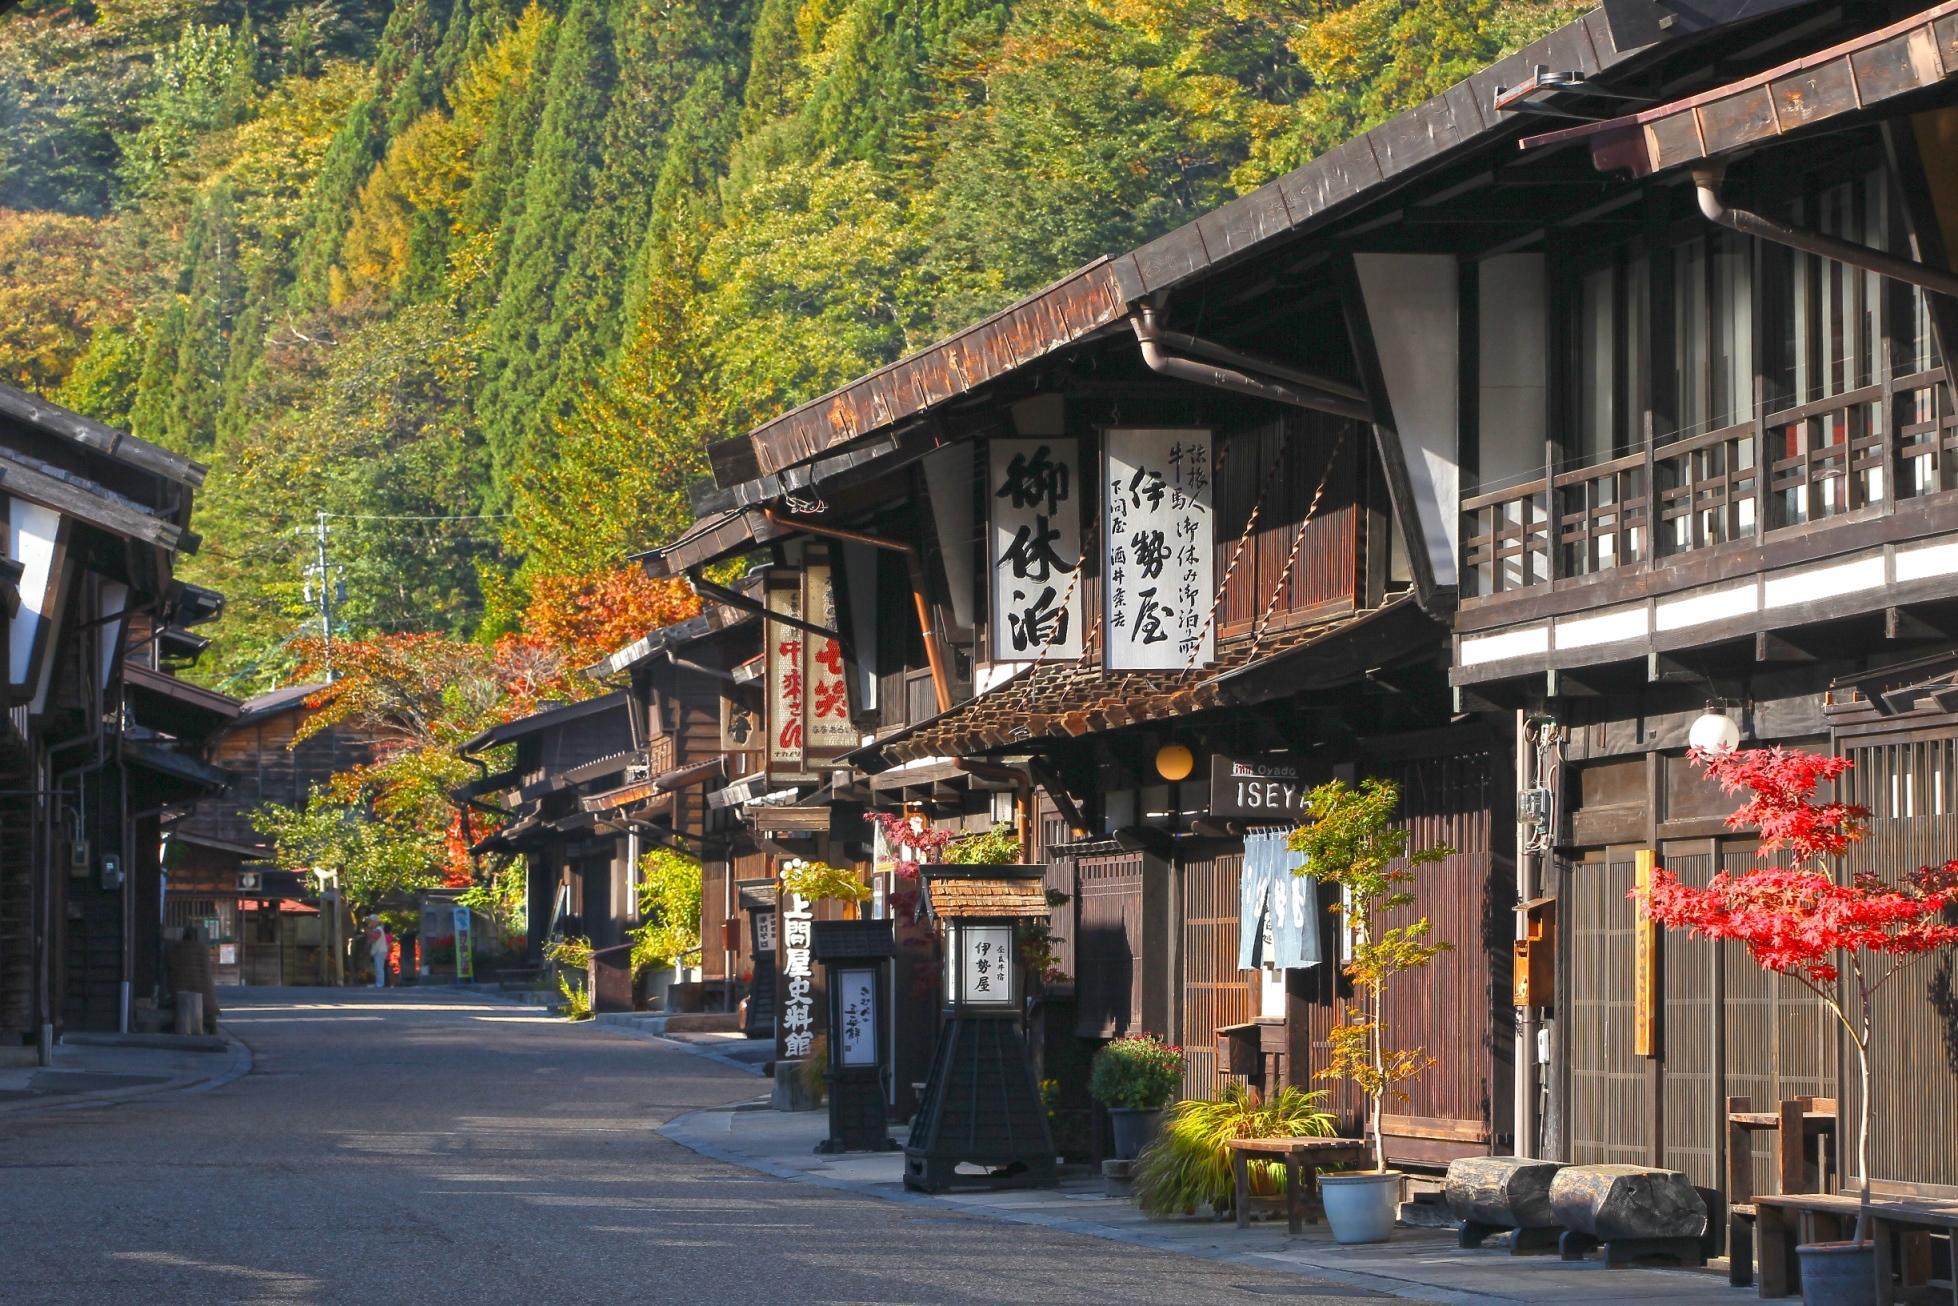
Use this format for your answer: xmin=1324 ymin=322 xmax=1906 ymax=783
xmin=1636 ymin=746 xmax=1958 ymax=1241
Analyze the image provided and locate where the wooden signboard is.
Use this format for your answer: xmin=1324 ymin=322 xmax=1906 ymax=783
xmin=1104 ymin=428 xmax=1214 ymax=670
xmin=800 ymin=547 xmax=854 ymax=763
xmin=1634 ymin=849 xmax=1656 ymax=1057
xmin=763 ymin=574 xmax=814 ymax=783
xmin=989 ymin=438 xmax=1083 ymax=660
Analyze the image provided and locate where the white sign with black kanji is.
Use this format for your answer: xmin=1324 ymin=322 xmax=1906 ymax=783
xmin=989 ymin=438 xmax=1083 ymax=661
xmin=1104 ymin=428 xmax=1214 ymax=670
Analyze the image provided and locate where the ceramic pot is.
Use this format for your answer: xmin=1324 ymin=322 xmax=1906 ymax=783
xmin=1796 ymin=1240 xmax=1875 ymax=1306
xmin=1320 ymin=1171 xmax=1403 ymax=1244
xmin=1107 ymin=1106 xmax=1164 ymax=1160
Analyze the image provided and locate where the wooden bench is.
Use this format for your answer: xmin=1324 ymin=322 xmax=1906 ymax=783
xmin=1229 ymin=1138 xmax=1375 ymax=1235
xmin=1756 ymin=1192 xmax=1958 ymax=1303
xmin=1728 ymin=1095 xmax=1837 ymax=1287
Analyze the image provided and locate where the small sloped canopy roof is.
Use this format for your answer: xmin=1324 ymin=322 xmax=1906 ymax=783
xmin=924 ymin=875 xmax=1050 ymax=920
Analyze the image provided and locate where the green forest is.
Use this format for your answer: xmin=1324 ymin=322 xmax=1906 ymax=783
xmin=0 ymin=0 xmax=1580 ymax=690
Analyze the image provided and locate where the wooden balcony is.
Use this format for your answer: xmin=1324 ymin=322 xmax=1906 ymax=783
xmin=1460 ymin=368 xmax=1958 ymax=616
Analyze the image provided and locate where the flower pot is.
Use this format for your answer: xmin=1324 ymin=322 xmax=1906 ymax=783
xmin=1108 ymin=1106 xmax=1164 ymax=1160
xmin=1796 ymin=1240 xmax=1876 ymax=1306
xmin=1320 ymin=1171 xmax=1402 ymax=1244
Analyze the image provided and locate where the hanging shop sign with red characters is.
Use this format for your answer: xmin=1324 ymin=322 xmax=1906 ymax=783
xmin=764 ymin=572 xmax=815 ymax=783
xmin=800 ymin=547 xmax=854 ymax=764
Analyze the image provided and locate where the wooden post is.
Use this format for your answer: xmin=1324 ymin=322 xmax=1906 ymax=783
xmin=1634 ymin=849 xmax=1657 ymax=1058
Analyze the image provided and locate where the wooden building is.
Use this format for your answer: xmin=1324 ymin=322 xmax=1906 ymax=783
xmin=0 ymin=384 xmax=220 ymax=1053
xmin=460 ymin=693 xmax=642 ymax=960
xmin=167 ymin=682 xmax=374 ymax=985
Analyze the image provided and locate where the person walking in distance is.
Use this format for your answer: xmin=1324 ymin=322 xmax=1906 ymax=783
xmin=366 ymin=916 xmax=391 ymax=989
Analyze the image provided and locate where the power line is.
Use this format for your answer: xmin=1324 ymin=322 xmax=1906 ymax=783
xmin=315 ymin=511 xmax=516 ymax=523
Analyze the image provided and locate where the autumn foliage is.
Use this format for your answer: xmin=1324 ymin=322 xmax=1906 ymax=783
xmin=521 ymin=567 xmax=699 ymax=667
xmin=1636 ymin=746 xmax=1958 ymax=1239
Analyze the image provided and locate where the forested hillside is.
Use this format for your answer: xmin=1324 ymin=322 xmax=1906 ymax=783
xmin=0 ymin=0 xmax=1580 ymax=691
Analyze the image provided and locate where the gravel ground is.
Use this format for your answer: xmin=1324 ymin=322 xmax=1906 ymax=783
xmin=0 ymin=987 xmax=1387 ymax=1306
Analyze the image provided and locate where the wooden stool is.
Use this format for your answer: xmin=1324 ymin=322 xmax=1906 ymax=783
xmin=1727 ymin=1095 xmax=1837 ymax=1287
xmin=1229 ymin=1137 xmax=1375 ymax=1235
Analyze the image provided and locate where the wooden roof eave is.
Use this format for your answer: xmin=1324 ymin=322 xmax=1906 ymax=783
xmin=1521 ymin=1 xmax=1958 ymax=177
xmin=0 ymin=449 xmax=185 ymax=552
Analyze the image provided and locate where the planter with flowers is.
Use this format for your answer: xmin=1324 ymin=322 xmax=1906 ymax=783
xmin=1089 ymin=1033 xmax=1186 ymax=1159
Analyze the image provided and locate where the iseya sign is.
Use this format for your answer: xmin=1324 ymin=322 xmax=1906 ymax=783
xmin=1209 ymin=754 xmax=1310 ymax=820
xmin=1104 ymin=428 xmax=1214 ymax=670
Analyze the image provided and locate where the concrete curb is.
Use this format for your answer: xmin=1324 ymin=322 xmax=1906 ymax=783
xmin=0 ymin=1033 xmax=253 ymax=1120
xmin=653 ymin=1105 xmax=1490 ymax=1306
xmin=591 ymin=1021 xmax=768 ymax=1078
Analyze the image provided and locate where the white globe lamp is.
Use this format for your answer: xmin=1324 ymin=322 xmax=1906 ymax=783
xmin=1688 ymin=704 xmax=1742 ymax=753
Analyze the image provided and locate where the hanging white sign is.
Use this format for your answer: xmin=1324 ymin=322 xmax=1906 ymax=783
xmin=1104 ymin=428 xmax=1214 ymax=670
xmin=753 ymin=908 xmax=778 ymax=953
xmin=989 ymin=438 xmax=1083 ymax=661
xmin=763 ymin=578 xmax=812 ymax=781
xmin=836 ymin=967 xmax=878 ymax=1067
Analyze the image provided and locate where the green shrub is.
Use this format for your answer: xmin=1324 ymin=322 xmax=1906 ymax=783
xmin=557 ymin=973 xmax=592 ymax=1021
xmin=1134 ymin=1084 xmax=1337 ymax=1217
xmin=1087 ymin=1034 xmax=1185 ymax=1109
xmin=630 ymin=848 xmax=702 ymax=976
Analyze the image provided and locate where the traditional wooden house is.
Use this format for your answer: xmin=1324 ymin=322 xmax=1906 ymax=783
xmin=167 ymin=682 xmax=374 ymax=985
xmin=0 ymin=384 xmax=214 ymax=1053
xmin=459 ymin=693 xmax=640 ymax=961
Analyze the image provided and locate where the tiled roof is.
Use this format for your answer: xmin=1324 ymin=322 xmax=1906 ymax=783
xmin=925 ymin=877 xmax=1050 ymax=919
xmin=875 ymin=616 xmax=1348 ymax=767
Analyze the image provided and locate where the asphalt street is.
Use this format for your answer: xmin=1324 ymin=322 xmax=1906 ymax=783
xmin=0 ymin=987 xmax=1388 ymax=1306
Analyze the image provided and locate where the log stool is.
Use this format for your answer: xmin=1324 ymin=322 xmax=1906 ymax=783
xmin=1445 ymin=1155 xmax=1569 ymax=1254
xmin=1550 ymin=1164 xmax=1709 ymax=1268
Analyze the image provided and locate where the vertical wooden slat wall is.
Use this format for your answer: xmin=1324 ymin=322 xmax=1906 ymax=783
xmin=1837 ymin=734 xmax=1958 ymax=1189
xmin=1566 ymin=852 xmax=1650 ymax=1165
xmin=1179 ymin=849 xmax=1251 ymax=1101
xmin=1075 ymin=852 xmax=1144 ymax=1038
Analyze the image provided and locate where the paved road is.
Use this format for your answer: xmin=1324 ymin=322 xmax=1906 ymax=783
xmin=0 ymin=988 xmax=1384 ymax=1306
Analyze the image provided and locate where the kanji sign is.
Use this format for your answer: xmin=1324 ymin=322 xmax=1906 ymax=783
xmin=957 ymin=925 xmax=1015 ymax=1005
xmin=779 ymin=889 xmax=816 ymax=1059
xmin=989 ymin=438 xmax=1083 ymax=661
xmin=1104 ymin=428 xmax=1214 ymax=670
xmin=800 ymin=550 xmax=854 ymax=762
xmin=836 ymin=967 xmax=878 ymax=1067
xmin=720 ymin=690 xmax=759 ymax=753
xmin=763 ymin=575 xmax=813 ymax=781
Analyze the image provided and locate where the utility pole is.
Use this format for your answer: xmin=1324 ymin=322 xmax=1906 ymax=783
xmin=307 ymin=511 xmax=336 ymax=681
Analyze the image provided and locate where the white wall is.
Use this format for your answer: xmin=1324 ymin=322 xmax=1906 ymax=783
xmin=1477 ymin=252 xmax=1548 ymax=491
xmin=1354 ymin=253 xmax=1460 ymax=588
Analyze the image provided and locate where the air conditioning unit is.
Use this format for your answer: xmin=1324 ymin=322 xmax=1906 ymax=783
xmin=237 ymin=871 xmax=262 ymax=892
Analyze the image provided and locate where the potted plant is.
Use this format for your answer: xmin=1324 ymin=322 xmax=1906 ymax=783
xmin=1287 ymin=777 xmax=1452 ymax=1244
xmin=1637 ymin=746 xmax=1958 ymax=1306
xmin=1088 ymin=1033 xmax=1185 ymax=1159
xmin=1134 ymin=1084 xmax=1336 ymax=1216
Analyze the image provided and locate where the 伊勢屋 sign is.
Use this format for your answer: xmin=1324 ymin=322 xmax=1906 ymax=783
xmin=957 ymin=925 xmax=1015 ymax=1005
xmin=1209 ymin=754 xmax=1311 ymax=820
xmin=1104 ymin=428 xmax=1214 ymax=670
xmin=989 ymin=438 xmax=1083 ymax=660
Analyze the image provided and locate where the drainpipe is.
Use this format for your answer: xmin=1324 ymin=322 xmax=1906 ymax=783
xmin=757 ymin=509 xmax=953 ymax=715
xmin=1693 ymin=164 xmax=1958 ymax=299
xmin=687 ymin=570 xmax=845 ymax=647
xmin=1131 ymin=305 xmax=1377 ymax=423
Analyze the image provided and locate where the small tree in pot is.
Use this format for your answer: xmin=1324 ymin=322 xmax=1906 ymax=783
xmin=1287 ymin=777 xmax=1452 ymax=1242
xmin=1089 ymin=1034 xmax=1185 ymax=1160
xmin=1637 ymin=745 xmax=1958 ymax=1302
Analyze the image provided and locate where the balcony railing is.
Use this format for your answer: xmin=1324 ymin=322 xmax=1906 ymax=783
xmin=1461 ymin=369 xmax=1957 ymax=601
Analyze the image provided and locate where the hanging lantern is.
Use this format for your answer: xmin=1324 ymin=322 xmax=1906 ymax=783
xmin=1688 ymin=702 xmax=1742 ymax=753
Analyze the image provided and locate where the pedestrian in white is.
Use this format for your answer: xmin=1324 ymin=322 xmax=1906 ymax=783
xmin=366 ymin=916 xmax=390 ymax=989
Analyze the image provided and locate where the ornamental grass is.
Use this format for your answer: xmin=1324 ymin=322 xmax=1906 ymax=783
xmin=1134 ymin=1084 xmax=1336 ymax=1217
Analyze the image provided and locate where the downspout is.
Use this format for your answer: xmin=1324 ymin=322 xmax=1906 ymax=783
xmin=757 ymin=508 xmax=953 ymax=715
xmin=1693 ymin=164 xmax=1958 ymax=299
xmin=687 ymin=570 xmax=845 ymax=648
xmin=1131 ymin=306 xmax=1377 ymax=424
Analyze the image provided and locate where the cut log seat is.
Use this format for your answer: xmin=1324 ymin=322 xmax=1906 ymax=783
xmin=1444 ymin=1156 xmax=1569 ymax=1255
xmin=1550 ymin=1164 xmax=1710 ymax=1269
